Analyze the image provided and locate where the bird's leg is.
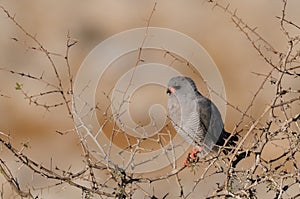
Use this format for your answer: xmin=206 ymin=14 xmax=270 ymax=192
xmin=184 ymin=146 xmax=203 ymax=167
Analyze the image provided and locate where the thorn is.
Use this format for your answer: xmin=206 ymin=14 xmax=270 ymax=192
xmin=225 ymin=3 xmax=230 ymax=12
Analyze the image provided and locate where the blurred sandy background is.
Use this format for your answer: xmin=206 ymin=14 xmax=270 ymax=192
xmin=0 ymin=0 xmax=299 ymax=198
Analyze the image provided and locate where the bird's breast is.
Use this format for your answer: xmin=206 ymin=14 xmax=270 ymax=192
xmin=167 ymin=95 xmax=204 ymax=146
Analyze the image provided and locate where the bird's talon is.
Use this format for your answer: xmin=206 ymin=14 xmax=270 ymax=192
xmin=183 ymin=148 xmax=202 ymax=167
xmin=183 ymin=159 xmax=189 ymax=167
xmin=190 ymin=148 xmax=200 ymax=160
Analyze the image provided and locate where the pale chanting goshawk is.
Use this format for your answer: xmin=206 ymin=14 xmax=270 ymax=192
xmin=166 ymin=76 xmax=238 ymax=165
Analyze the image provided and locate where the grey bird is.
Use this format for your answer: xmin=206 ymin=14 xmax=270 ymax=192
xmin=166 ymin=76 xmax=238 ymax=165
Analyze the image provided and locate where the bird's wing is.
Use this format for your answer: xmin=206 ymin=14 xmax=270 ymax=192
xmin=196 ymin=94 xmax=224 ymax=152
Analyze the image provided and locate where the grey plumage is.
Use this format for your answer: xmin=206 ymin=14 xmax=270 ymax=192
xmin=167 ymin=76 xmax=237 ymax=156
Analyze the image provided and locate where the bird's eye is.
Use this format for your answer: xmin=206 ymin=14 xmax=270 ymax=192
xmin=173 ymin=86 xmax=181 ymax=90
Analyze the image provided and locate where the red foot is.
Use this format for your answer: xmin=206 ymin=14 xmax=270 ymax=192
xmin=183 ymin=147 xmax=203 ymax=167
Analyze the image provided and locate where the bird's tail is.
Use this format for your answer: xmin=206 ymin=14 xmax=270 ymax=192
xmin=216 ymin=130 xmax=239 ymax=154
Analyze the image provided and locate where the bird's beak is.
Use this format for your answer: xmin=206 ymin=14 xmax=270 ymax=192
xmin=166 ymin=87 xmax=175 ymax=95
xmin=166 ymin=88 xmax=171 ymax=94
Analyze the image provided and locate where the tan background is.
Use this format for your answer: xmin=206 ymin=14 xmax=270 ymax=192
xmin=0 ymin=0 xmax=299 ymax=198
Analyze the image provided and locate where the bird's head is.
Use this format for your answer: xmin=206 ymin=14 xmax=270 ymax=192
xmin=166 ymin=76 xmax=198 ymax=96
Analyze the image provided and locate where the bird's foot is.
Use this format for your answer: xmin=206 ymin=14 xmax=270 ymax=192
xmin=183 ymin=147 xmax=202 ymax=167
